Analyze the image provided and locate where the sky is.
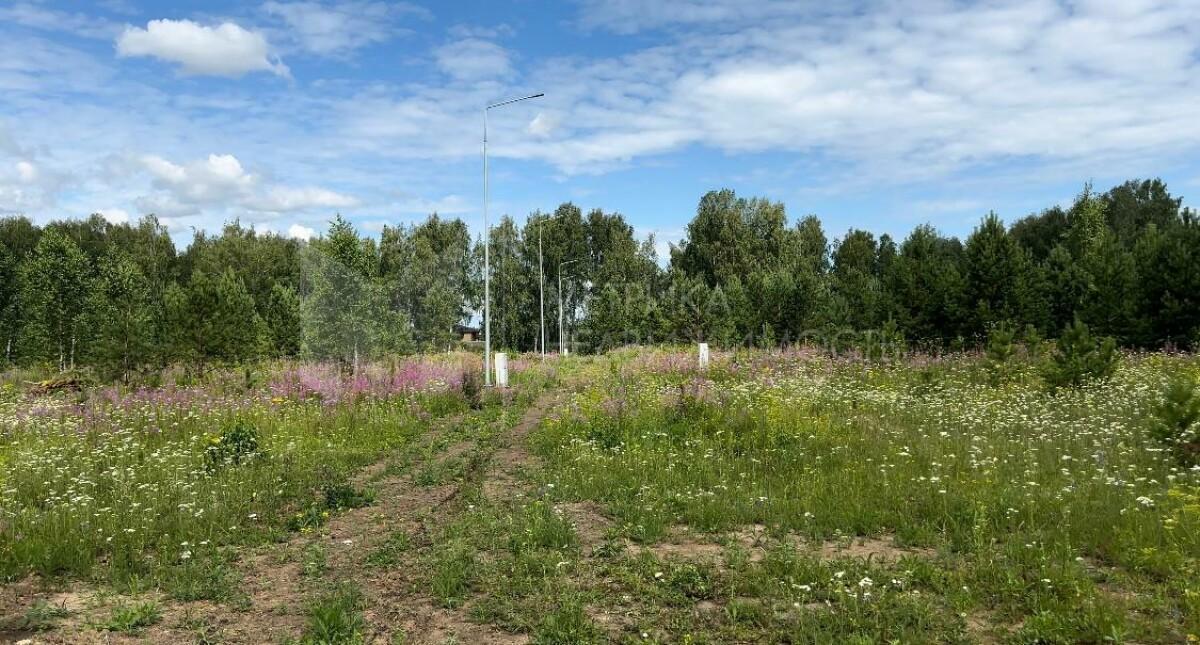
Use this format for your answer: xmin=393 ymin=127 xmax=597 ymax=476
xmin=2 ymin=0 xmax=1199 ymax=256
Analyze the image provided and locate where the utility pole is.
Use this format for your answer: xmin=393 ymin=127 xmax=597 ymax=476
xmin=558 ymin=258 xmax=579 ymax=355
xmin=483 ymin=93 xmax=543 ymax=384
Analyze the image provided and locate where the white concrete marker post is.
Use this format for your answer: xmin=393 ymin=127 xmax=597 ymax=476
xmin=495 ymin=352 xmax=509 ymax=388
xmin=698 ymin=342 xmax=710 ymax=370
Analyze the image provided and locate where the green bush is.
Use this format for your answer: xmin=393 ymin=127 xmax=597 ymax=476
xmin=461 ymin=367 xmax=483 ymax=409
xmin=204 ymin=420 xmax=263 ymax=472
xmin=1149 ymin=373 xmax=1200 ymax=465
xmin=1042 ymin=319 xmax=1119 ymax=390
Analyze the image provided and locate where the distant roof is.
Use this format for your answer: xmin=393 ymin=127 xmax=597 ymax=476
xmin=453 ymin=324 xmax=480 ymax=334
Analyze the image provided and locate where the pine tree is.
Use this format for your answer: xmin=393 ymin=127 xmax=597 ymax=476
xmin=891 ymin=225 xmax=966 ymax=344
xmin=262 ymin=283 xmax=302 ymax=357
xmin=1042 ymin=318 xmax=1119 ymax=390
xmin=963 ymin=213 xmax=1035 ymax=334
xmin=165 ymin=270 xmax=268 ymax=367
xmin=830 ymin=229 xmax=880 ymax=330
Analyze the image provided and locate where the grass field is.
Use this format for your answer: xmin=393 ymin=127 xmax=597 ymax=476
xmin=0 ymin=347 xmax=1197 ymax=643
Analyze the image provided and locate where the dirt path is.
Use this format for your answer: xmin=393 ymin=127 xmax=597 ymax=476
xmin=363 ymin=394 xmax=559 ymax=645
xmin=0 ymin=395 xmax=558 ymax=645
xmin=214 ymin=398 xmax=558 ymax=645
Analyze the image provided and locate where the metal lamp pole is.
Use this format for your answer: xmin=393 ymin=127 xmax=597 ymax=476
xmin=557 ymin=258 xmax=580 ymax=356
xmin=539 ymin=219 xmax=545 ymax=359
xmin=483 ymin=93 xmax=543 ymax=385
xmin=535 ymin=211 xmax=564 ymax=361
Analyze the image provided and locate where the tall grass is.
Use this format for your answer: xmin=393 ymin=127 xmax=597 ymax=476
xmin=530 ymin=349 xmax=1200 ymax=638
xmin=0 ymin=354 xmax=514 ymax=582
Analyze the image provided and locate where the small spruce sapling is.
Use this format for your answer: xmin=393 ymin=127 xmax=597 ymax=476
xmin=985 ymin=322 xmax=1016 ymax=384
xmin=1149 ymin=373 xmax=1200 ymax=466
xmin=1042 ymin=318 xmax=1119 ymax=391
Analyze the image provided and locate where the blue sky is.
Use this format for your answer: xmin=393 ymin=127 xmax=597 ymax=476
xmin=2 ymin=0 xmax=1199 ymax=255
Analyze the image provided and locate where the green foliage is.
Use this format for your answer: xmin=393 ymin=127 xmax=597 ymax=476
xmin=366 ymin=531 xmax=412 ymax=568
xmin=302 ymin=217 xmax=411 ymax=369
xmin=322 ymin=482 xmax=374 ymax=510
xmin=461 ymin=366 xmax=483 ymax=409
xmin=287 ymin=481 xmax=373 ymax=532
xmin=263 ymin=283 xmax=302 ymax=357
xmin=302 ymin=543 xmax=328 ymax=578
xmin=984 ymin=322 xmax=1017 ymax=383
xmin=11 ymin=599 xmax=71 ymax=631
xmin=1149 ymin=373 xmax=1200 ymax=465
xmin=86 ymin=249 xmax=158 ymax=382
xmin=963 ymin=213 xmax=1040 ymax=332
xmin=1 ymin=176 xmax=1199 ymax=369
xmin=1022 ymin=323 xmax=1044 ymax=358
xmin=205 ymin=420 xmax=263 ymax=472
xmin=507 ymin=501 xmax=578 ymax=555
xmin=532 ymin=597 xmax=600 ymax=644
xmin=164 ymin=557 xmax=239 ymax=602
xmin=101 ymin=601 xmax=162 ymax=634
xmin=1042 ymin=319 xmax=1120 ymax=390
xmin=17 ymin=229 xmax=91 ymax=371
xmin=302 ymin=583 xmax=365 ymax=644
xmin=430 ymin=539 xmax=475 ymax=608
xmin=0 ymin=242 xmax=19 ymax=365
xmin=165 ymin=269 xmax=268 ymax=366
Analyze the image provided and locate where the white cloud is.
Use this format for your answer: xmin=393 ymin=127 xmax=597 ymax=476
xmin=523 ymin=0 xmax=1200 ymax=178
xmin=116 ymin=19 xmax=289 ymax=78
xmin=338 ymin=0 xmax=1200 ymax=184
xmin=142 ymin=153 xmax=255 ymax=203
xmin=97 ymin=208 xmax=130 ymax=224
xmin=0 ymin=152 xmax=66 ymax=214
xmin=389 ymin=193 xmax=471 ymax=215
xmin=15 ymin=161 xmax=37 ymax=184
xmin=287 ymin=223 xmax=316 ymax=240
xmin=249 ymin=186 xmax=359 ymax=213
xmin=263 ymin=1 xmax=429 ymax=56
xmin=434 ymin=39 xmax=512 ymax=81
xmin=527 ymin=112 xmax=557 ymax=138
xmin=135 ymin=153 xmax=356 ymax=216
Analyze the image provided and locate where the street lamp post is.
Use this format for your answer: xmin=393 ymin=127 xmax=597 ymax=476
xmin=483 ymin=93 xmax=543 ymax=385
xmin=534 ymin=211 xmax=564 ymax=361
xmin=539 ymin=218 xmax=546 ymax=359
xmin=558 ymin=258 xmax=580 ymax=356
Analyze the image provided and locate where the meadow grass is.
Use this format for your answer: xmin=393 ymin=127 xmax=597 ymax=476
xmin=2 ymin=347 xmax=1199 ymax=643
xmin=525 ymin=348 xmax=1200 ymax=642
xmin=0 ymin=356 xmax=486 ymax=584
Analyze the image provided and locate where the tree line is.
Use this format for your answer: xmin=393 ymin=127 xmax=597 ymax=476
xmin=0 ymin=178 xmax=1196 ymax=380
